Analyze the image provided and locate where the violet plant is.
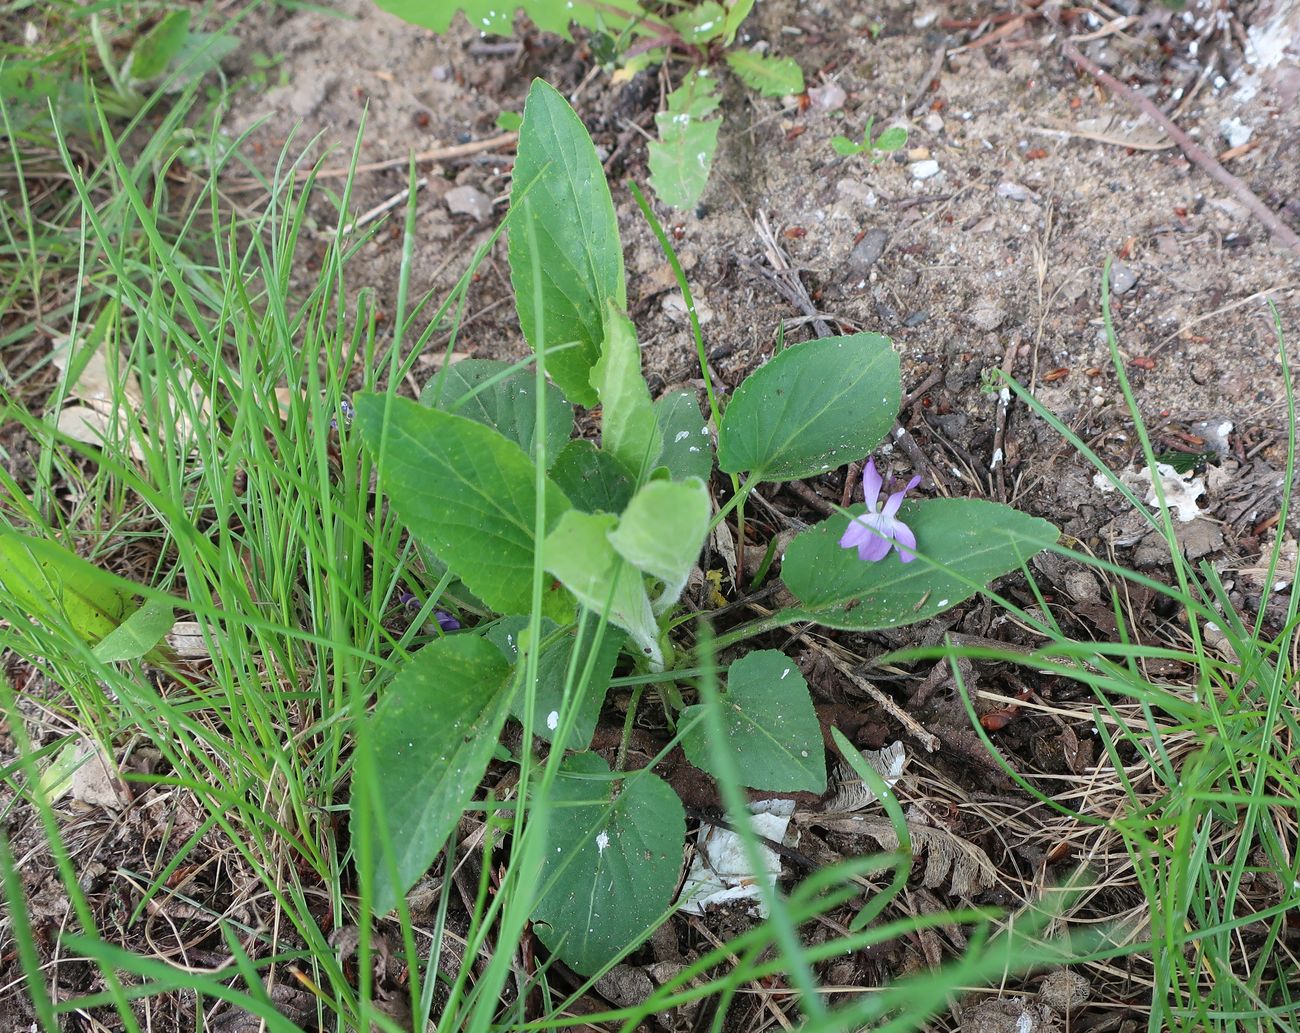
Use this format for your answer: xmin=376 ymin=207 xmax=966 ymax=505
xmin=351 ymin=79 xmax=1057 ymax=977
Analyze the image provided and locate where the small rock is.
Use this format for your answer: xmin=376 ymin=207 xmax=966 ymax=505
xmin=846 ymin=229 xmax=889 ymax=278
xmin=808 ymin=82 xmax=847 ymax=112
xmin=71 ymin=740 xmax=130 ymax=810
xmin=910 ymin=159 xmax=941 ymax=180
xmin=967 ymin=297 xmax=1007 ymax=331
xmin=836 ymin=178 xmax=878 ymax=207
xmin=902 ymin=309 xmax=930 ymax=327
xmin=1191 ymin=418 xmax=1234 ymax=455
xmin=913 ymin=7 xmax=940 ymax=27
xmin=445 ymin=185 xmax=493 ymax=222
xmin=922 ymin=112 xmax=945 ymax=134
xmin=1109 ymin=260 xmax=1139 ymax=295
xmin=662 ymin=292 xmax=714 ymax=325
xmin=906 ymin=145 xmax=932 ymax=160
xmin=1220 ymin=117 xmax=1252 ymax=148
xmin=996 ymin=180 xmax=1038 ymax=202
xmin=1038 ymin=970 xmax=1092 ymax=1014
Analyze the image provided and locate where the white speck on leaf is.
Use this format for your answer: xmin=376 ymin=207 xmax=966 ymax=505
xmin=546 ymin=711 xmax=559 ymax=731
xmin=596 ymin=831 xmax=610 ymax=854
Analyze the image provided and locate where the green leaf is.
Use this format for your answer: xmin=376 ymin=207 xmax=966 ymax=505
xmin=722 ymin=0 xmax=757 ymax=43
xmin=487 ymin=617 xmax=623 ymax=750
xmin=607 ymin=479 xmax=709 ymax=612
xmin=831 ymin=135 xmax=866 ymax=156
xmin=681 ymin=650 xmax=826 ymax=792
xmin=653 ymin=390 xmax=712 ymax=481
xmin=873 ymin=125 xmax=909 ymax=152
xmin=670 ymin=1 xmax=727 ymax=43
xmin=532 ymin=753 xmax=685 ymax=975
xmin=355 ymin=394 xmax=574 ymax=622
xmin=372 ymin=0 xmax=644 ymax=38
xmin=0 ymin=532 xmax=141 ymax=649
xmin=496 ymin=110 xmax=523 ymax=132
xmin=160 ymin=31 xmax=241 ymax=93
xmin=648 ymin=70 xmax=721 ymax=211
xmin=91 ymin=598 xmax=174 ymax=663
xmin=782 ymin=499 xmax=1059 ymax=630
xmin=127 ymin=10 xmax=190 ymax=82
xmin=357 ymin=636 xmax=514 ymax=914
xmin=549 ymin=440 xmax=635 ymax=515
xmin=724 ymin=50 xmax=805 ymax=96
xmin=510 ymin=79 xmax=627 ymax=407
xmin=716 ymin=333 xmax=900 ymax=482
xmin=544 ymin=511 xmax=661 ymax=667
xmin=421 ymin=358 xmax=573 ymax=463
xmin=592 ymin=305 xmax=662 ymax=480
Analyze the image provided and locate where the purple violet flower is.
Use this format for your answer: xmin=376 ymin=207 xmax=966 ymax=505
xmin=838 ymin=459 xmax=921 ymax=563
xmin=397 ymin=590 xmax=461 ymax=632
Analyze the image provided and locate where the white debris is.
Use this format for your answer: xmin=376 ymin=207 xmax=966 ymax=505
xmin=1220 ymin=117 xmax=1252 ymax=148
xmin=678 ymin=800 xmax=796 ymax=917
xmin=824 ymin=741 xmax=908 ymax=811
xmin=910 ymin=159 xmax=941 ymax=180
xmin=1093 ymin=463 xmax=1206 ymax=522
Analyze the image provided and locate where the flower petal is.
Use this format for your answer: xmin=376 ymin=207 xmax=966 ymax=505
xmin=862 ymin=458 xmax=883 ymax=511
xmin=882 ymin=475 xmax=921 ymax=517
xmin=856 ymin=533 xmax=893 ymax=562
xmin=889 ymin=519 xmax=918 ymax=562
xmin=839 ymin=520 xmax=872 ymax=550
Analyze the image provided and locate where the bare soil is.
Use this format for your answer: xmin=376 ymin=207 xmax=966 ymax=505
xmin=5 ymin=0 xmax=1300 ymax=1029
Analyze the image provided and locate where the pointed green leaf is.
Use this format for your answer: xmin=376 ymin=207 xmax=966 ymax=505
xmin=126 ymin=10 xmax=190 ymax=82
xmin=782 ymin=499 xmax=1059 ymax=630
xmin=549 ymin=440 xmax=635 ymax=515
xmin=91 ymin=598 xmax=174 ymax=663
xmin=544 ymin=511 xmax=660 ymax=667
xmin=510 ymin=79 xmax=626 ymax=407
xmin=421 ymin=358 xmax=573 ymax=463
xmin=357 ymin=636 xmax=513 ymax=914
xmin=372 ymin=0 xmax=644 ymax=38
xmin=722 ymin=0 xmax=756 ymax=44
xmin=355 ymin=394 xmax=574 ymax=622
xmin=533 ymin=753 xmax=685 ymax=975
xmin=681 ymin=650 xmax=826 ymax=792
xmin=592 ymin=305 xmax=661 ymax=480
xmin=873 ymin=125 xmax=909 ymax=152
xmin=607 ymin=478 xmax=709 ymax=612
xmin=653 ymin=390 xmax=712 ymax=481
xmin=487 ymin=617 xmax=623 ymax=750
xmin=724 ymin=50 xmax=804 ymax=96
xmin=670 ymin=1 xmax=726 ymax=43
xmin=831 ymin=135 xmax=866 ymax=156
xmin=0 ymin=533 xmax=141 ymax=648
xmin=717 ymin=333 xmax=900 ymax=482
xmin=648 ymin=71 xmax=721 ymax=211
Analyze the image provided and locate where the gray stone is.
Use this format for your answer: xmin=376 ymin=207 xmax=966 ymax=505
xmin=1109 ymin=260 xmax=1139 ymax=295
xmin=846 ymin=228 xmax=889 ymax=278
xmin=967 ymin=297 xmax=1007 ymax=331
xmin=445 ymin=185 xmax=493 ymax=222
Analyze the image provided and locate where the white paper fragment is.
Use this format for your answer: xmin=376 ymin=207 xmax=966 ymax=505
xmin=825 ymin=740 xmax=908 ymax=812
xmin=678 ymin=799 xmax=796 ymax=918
xmin=1095 ymin=463 xmax=1206 ymax=522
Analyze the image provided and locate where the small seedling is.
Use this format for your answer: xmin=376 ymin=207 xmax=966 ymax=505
xmin=831 ymin=115 xmax=909 ymax=159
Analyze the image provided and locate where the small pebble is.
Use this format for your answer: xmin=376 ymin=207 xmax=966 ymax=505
xmin=808 ymin=82 xmax=847 ymax=112
xmin=922 ymin=112 xmax=945 ymax=134
xmin=445 ymin=185 xmax=493 ymax=222
xmin=1109 ymin=260 xmax=1139 ymax=295
xmin=910 ymin=159 xmax=941 ymax=180
xmin=996 ymin=180 xmax=1037 ymax=202
xmin=846 ymin=228 xmax=889 ymax=277
xmin=967 ymin=297 xmax=1006 ymax=331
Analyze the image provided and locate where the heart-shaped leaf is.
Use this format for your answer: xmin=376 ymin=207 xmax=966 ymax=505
xmin=355 ymin=394 xmax=574 ymax=622
xmin=549 ymin=440 xmax=635 ymax=515
xmin=653 ymin=390 xmax=712 ymax=481
xmin=532 ymin=753 xmax=685 ymax=975
xmin=357 ymin=635 xmax=514 ymax=914
xmin=681 ymin=650 xmax=826 ymax=792
xmin=607 ymin=478 xmax=710 ymax=612
xmin=716 ymin=333 xmax=900 ymax=482
xmin=421 ymin=358 xmax=573 ymax=463
xmin=782 ymin=499 xmax=1059 ymax=629
xmin=487 ymin=617 xmax=624 ymax=750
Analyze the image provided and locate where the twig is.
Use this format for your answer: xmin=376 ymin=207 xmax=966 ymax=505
xmin=821 ymin=651 xmax=941 ymax=753
xmin=332 ymin=177 xmax=427 ymax=237
xmin=991 ymin=345 xmax=1016 ymax=502
xmin=1060 ymin=37 xmax=1300 ymax=259
xmin=902 ymin=46 xmax=947 ymax=118
xmin=228 ymin=133 xmax=518 ymax=190
xmin=784 ymin=480 xmax=836 ymax=517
